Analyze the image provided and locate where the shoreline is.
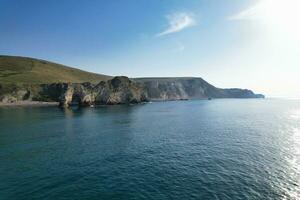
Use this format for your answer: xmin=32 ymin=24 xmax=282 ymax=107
xmin=0 ymin=101 xmax=59 ymax=107
xmin=0 ymin=98 xmax=267 ymax=107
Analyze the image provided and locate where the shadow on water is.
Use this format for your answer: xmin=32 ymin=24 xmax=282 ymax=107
xmin=0 ymin=103 xmax=144 ymax=123
xmin=59 ymin=103 xmax=144 ymax=121
xmin=0 ymin=104 xmax=145 ymax=150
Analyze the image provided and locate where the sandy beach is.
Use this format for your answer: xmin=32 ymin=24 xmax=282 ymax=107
xmin=0 ymin=101 xmax=59 ymax=107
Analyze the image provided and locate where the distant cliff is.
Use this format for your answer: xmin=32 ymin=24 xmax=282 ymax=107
xmin=135 ymin=77 xmax=264 ymax=100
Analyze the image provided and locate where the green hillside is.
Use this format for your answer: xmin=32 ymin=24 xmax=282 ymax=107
xmin=0 ymin=55 xmax=111 ymax=84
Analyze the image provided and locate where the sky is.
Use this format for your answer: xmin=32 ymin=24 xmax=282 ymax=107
xmin=0 ymin=0 xmax=299 ymax=98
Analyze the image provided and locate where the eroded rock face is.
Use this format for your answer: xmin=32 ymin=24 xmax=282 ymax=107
xmin=59 ymin=76 xmax=148 ymax=107
xmin=0 ymin=76 xmax=148 ymax=106
xmin=0 ymin=85 xmax=31 ymax=103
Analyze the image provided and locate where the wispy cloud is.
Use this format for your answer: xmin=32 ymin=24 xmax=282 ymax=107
xmin=156 ymin=12 xmax=196 ymax=37
xmin=228 ymin=0 xmax=264 ymax=20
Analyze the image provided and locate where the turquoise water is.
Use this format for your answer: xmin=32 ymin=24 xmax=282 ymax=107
xmin=0 ymin=99 xmax=300 ymax=200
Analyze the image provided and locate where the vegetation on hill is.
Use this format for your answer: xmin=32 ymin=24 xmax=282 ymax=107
xmin=0 ymin=55 xmax=111 ymax=84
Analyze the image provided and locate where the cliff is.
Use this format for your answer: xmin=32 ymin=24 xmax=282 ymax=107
xmin=0 ymin=76 xmax=264 ymax=106
xmin=135 ymin=77 xmax=264 ymax=100
xmin=58 ymin=76 xmax=148 ymax=106
xmin=0 ymin=77 xmax=148 ymax=107
xmin=0 ymin=56 xmax=264 ymax=106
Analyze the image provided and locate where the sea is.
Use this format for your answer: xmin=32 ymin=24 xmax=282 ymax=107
xmin=0 ymin=99 xmax=300 ymax=200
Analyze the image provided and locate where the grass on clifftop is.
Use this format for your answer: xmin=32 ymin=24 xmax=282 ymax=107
xmin=0 ymin=55 xmax=112 ymax=84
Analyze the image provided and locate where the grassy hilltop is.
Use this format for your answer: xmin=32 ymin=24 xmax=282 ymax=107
xmin=0 ymin=55 xmax=111 ymax=84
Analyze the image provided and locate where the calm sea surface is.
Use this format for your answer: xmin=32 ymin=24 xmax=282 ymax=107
xmin=1 ymin=99 xmax=300 ymax=200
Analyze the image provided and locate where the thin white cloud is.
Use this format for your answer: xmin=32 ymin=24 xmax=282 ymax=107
xmin=156 ymin=12 xmax=196 ymax=37
xmin=228 ymin=0 xmax=265 ymax=20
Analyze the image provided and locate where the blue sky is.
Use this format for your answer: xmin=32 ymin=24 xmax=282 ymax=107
xmin=1 ymin=0 xmax=300 ymax=97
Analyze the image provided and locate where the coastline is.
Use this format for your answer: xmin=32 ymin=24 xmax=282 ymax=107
xmin=0 ymin=101 xmax=59 ymax=107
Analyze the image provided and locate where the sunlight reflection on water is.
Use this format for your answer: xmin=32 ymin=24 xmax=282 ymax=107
xmin=287 ymin=112 xmax=300 ymax=199
xmin=290 ymin=109 xmax=300 ymax=119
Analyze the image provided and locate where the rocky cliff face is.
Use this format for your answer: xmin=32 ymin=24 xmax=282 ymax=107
xmin=0 ymin=76 xmax=264 ymax=106
xmin=0 ymin=84 xmax=33 ymax=103
xmin=135 ymin=77 xmax=264 ymax=100
xmin=0 ymin=56 xmax=264 ymax=106
xmin=0 ymin=76 xmax=148 ymax=106
xmin=58 ymin=76 xmax=148 ymax=107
